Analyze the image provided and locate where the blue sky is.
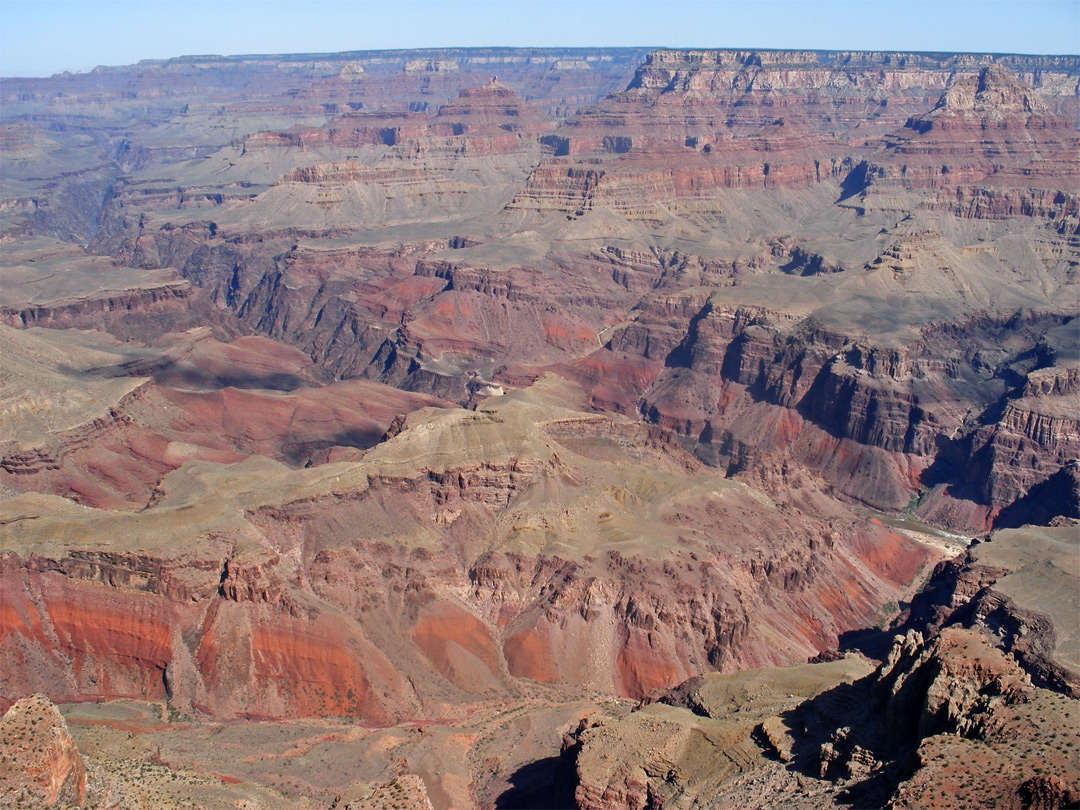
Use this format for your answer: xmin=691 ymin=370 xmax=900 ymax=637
xmin=2 ymin=0 xmax=1077 ymax=77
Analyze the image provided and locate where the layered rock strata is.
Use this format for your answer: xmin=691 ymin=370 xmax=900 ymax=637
xmin=1 ymin=381 xmax=934 ymax=722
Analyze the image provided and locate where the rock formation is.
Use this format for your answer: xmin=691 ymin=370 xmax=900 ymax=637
xmin=1 ymin=378 xmax=935 ymax=721
xmin=900 ymin=521 xmax=1080 ymax=696
xmin=0 ymin=694 xmax=87 ymax=808
xmin=1 ymin=45 xmax=1078 ymax=809
xmin=57 ymin=50 xmax=1077 ymax=533
xmin=564 ymin=624 xmax=1079 ymax=810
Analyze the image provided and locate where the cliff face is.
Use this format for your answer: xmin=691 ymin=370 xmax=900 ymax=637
xmin=1 ymin=45 xmax=1078 ymax=808
xmin=507 ymin=50 xmax=1078 ymax=218
xmin=849 ymin=65 xmax=1080 ymax=223
xmin=70 ymin=53 xmax=1076 ymax=532
xmin=0 ymin=385 xmax=934 ymax=721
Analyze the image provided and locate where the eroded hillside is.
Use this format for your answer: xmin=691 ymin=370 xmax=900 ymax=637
xmin=1 ymin=46 xmax=1077 ymax=809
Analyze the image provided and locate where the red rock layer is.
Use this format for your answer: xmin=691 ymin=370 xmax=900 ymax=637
xmin=1 ymin=375 xmax=450 ymax=509
xmin=1 ymin=401 xmax=936 ymax=720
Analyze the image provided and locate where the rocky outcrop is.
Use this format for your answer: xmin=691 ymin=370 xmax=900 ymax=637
xmin=564 ymin=656 xmax=874 ymax=810
xmin=333 ymin=774 xmax=435 ymax=810
xmin=804 ymin=627 xmax=1078 ymax=809
xmin=900 ymin=522 xmax=1080 ymax=696
xmin=0 ymin=694 xmax=87 ymax=807
xmin=564 ymin=624 xmax=1080 ymax=810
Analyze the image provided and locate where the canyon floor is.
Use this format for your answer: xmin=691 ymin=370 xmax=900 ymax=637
xmin=1 ymin=46 xmax=1078 ymax=809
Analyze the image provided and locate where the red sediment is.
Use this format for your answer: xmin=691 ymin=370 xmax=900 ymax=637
xmin=503 ymin=626 xmax=559 ymax=684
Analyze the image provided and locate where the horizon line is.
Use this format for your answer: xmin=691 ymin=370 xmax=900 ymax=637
xmin=4 ymin=44 xmax=1078 ymax=80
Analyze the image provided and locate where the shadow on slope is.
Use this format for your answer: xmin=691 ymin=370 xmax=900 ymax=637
xmin=494 ymin=755 xmax=577 ymax=810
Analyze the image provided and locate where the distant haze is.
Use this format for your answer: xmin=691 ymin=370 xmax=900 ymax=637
xmin=1 ymin=0 xmax=1078 ymax=78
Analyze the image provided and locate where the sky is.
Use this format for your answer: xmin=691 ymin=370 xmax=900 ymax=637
xmin=1 ymin=0 xmax=1077 ymax=77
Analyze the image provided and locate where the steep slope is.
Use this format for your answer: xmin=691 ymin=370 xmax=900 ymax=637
xmin=1 ymin=46 xmax=1078 ymax=809
xmin=900 ymin=521 xmax=1080 ymax=696
xmin=0 ymin=694 xmax=87 ymax=808
xmin=1 ymin=378 xmax=934 ymax=721
xmin=66 ymin=53 xmax=1079 ymax=532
